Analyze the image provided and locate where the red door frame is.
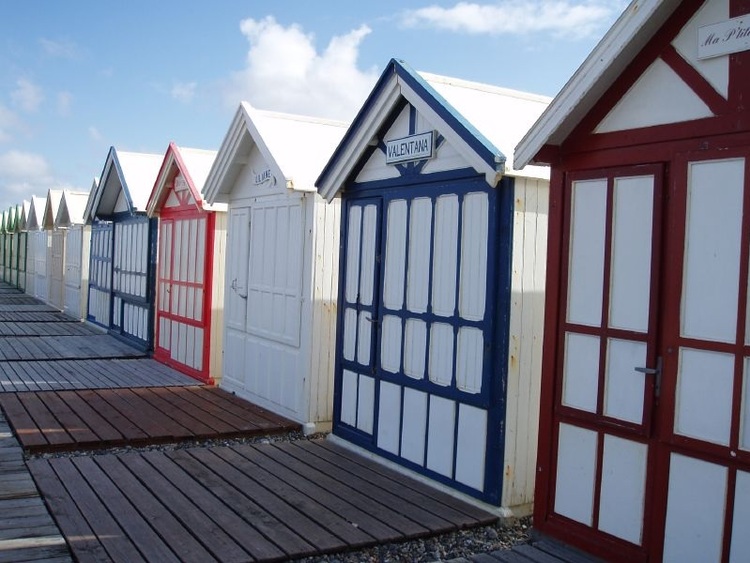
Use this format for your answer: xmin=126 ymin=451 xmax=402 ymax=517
xmin=154 ymin=205 xmax=216 ymax=384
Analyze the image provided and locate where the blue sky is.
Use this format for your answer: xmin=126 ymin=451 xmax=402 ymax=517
xmin=0 ymin=0 xmax=628 ymax=213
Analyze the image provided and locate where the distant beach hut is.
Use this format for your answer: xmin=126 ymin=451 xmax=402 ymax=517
xmin=56 ymin=188 xmax=93 ymax=319
xmin=86 ymin=147 xmax=162 ymax=350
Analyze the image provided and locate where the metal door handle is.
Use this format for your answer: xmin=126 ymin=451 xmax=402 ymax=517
xmin=365 ymin=315 xmax=380 ymax=324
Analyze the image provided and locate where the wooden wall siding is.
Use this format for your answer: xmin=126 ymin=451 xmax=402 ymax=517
xmin=156 ymin=216 xmax=208 ymax=375
xmin=47 ymin=230 xmax=65 ymax=310
xmin=110 ymin=217 xmax=153 ymax=347
xmin=32 ymin=231 xmax=48 ymax=302
xmin=208 ymin=212 xmax=227 ymax=380
xmin=502 ymin=176 xmax=548 ymax=510
xmin=24 ymin=232 xmax=35 ymax=295
xmin=308 ymin=197 xmax=341 ymax=425
xmin=16 ymin=232 xmax=27 ymax=291
xmin=335 ymin=177 xmax=508 ymax=503
xmin=63 ymin=225 xmax=90 ymax=320
xmin=4 ymin=232 xmax=13 ymax=283
xmin=87 ymin=223 xmax=113 ymax=328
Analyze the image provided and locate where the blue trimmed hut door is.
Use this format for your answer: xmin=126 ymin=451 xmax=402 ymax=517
xmin=336 ymin=179 xmax=502 ymax=503
xmin=87 ymin=222 xmax=113 ymax=328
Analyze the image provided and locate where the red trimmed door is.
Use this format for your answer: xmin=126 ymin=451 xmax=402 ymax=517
xmin=543 ymin=153 xmax=750 ymax=562
xmin=154 ymin=178 xmax=214 ymax=383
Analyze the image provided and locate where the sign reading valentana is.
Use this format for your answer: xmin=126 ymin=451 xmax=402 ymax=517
xmin=385 ymin=131 xmax=435 ymax=165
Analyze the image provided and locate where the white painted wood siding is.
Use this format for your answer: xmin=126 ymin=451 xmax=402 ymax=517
xmin=16 ymin=232 xmax=26 ymax=291
xmin=32 ymin=231 xmax=48 ymax=302
xmin=47 ymin=230 xmax=65 ymax=310
xmin=112 ymin=219 xmax=150 ymax=342
xmin=502 ymin=176 xmax=548 ymax=510
xmin=63 ymin=225 xmax=91 ymax=320
xmin=87 ymin=224 xmax=112 ymax=328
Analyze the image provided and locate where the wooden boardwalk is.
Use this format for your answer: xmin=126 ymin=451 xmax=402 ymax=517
xmin=28 ymin=439 xmax=495 ymax=562
xmin=1 ymin=386 xmax=300 ymax=452
xmin=448 ymin=536 xmax=603 ymax=562
xmin=0 ymin=285 xmax=500 ymax=562
xmin=0 ymin=409 xmax=71 ymax=562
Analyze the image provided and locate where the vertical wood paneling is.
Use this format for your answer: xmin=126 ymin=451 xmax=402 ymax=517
xmin=407 ymin=198 xmax=432 ymax=313
xmin=384 ymin=199 xmax=407 ymax=310
xmin=428 ymin=322 xmax=454 ymax=386
xmin=455 ymin=404 xmax=487 ymax=490
xmin=401 ymin=388 xmax=427 ymax=465
xmin=427 ymin=396 xmax=456 ymax=477
xmin=377 ymin=381 xmax=402 ymax=455
xmin=432 ymin=194 xmax=459 ymax=317
xmin=458 ymin=192 xmax=488 ymax=321
xmin=555 ymin=423 xmax=597 ymax=526
xmin=455 ymin=326 xmax=483 ymax=393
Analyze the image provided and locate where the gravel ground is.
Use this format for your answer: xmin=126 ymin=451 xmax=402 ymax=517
xmin=27 ymin=431 xmax=532 ymax=562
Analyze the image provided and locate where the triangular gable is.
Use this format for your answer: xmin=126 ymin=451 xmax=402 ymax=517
xmin=203 ymin=102 xmax=349 ymax=205
xmin=4 ymin=207 xmax=14 ymax=233
xmin=316 ymin=59 xmax=550 ymax=201
xmin=0 ymin=210 xmax=6 ymax=233
xmin=55 ymin=190 xmax=90 ymax=228
xmin=42 ymin=189 xmax=64 ymax=230
xmin=514 ymin=0 xmax=741 ymax=167
xmin=26 ymin=196 xmax=45 ymax=231
xmin=88 ymin=147 xmax=162 ymax=221
xmin=146 ymin=142 xmax=221 ymax=217
xmin=82 ymin=178 xmax=99 ymax=224
xmin=16 ymin=201 xmax=30 ymax=233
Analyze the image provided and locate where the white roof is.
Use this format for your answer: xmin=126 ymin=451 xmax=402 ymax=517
xmin=203 ymin=102 xmax=349 ymax=204
xmin=515 ymin=0 xmax=682 ymax=168
xmin=26 ymin=195 xmax=45 ymax=231
xmin=42 ymin=189 xmax=64 ymax=230
xmin=16 ymin=200 xmax=30 ymax=232
xmin=55 ymin=190 xmax=90 ymax=227
xmin=422 ymin=72 xmax=551 ymax=179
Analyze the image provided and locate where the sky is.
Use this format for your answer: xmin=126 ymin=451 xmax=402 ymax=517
xmin=0 ymin=0 xmax=629 ymax=214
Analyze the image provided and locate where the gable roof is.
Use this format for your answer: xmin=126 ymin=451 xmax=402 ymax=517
xmin=316 ymin=58 xmax=550 ymax=201
xmin=42 ymin=189 xmax=64 ymax=229
xmin=16 ymin=201 xmax=30 ymax=233
xmin=4 ymin=207 xmax=15 ymax=233
xmin=55 ymin=190 xmax=91 ymax=227
xmin=146 ymin=142 xmax=222 ymax=216
xmin=203 ymin=102 xmax=349 ymax=204
xmin=87 ymin=146 xmax=163 ymax=221
xmin=515 ymin=0 xmax=682 ymax=168
xmin=26 ymin=196 xmax=45 ymax=231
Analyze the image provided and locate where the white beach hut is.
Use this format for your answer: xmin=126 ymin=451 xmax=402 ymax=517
xmin=43 ymin=189 xmax=65 ymax=310
xmin=56 ymin=189 xmax=93 ymax=320
xmin=203 ymin=103 xmax=348 ymax=432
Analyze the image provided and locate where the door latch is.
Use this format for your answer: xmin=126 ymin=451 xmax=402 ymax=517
xmin=635 ymin=356 xmax=663 ymax=397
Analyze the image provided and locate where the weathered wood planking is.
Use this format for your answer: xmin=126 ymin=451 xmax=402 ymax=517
xmin=0 ymin=335 xmax=145 ymax=361
xmin=0 ymin=358 xmax=198 ymax=393
xmin=0 ymin=322 xmax=102 ymax=337
xmin=0 ymin=304 xmax=61 ymax=313
xmin=0 ymin=311 xmax=80 ymax=323
xmin=27 ymin=439 xmax=495 ymax=562
xmin=0 ymin=295 xmax=48 ymax=306
xmin=0 ymin=410 xmax=72 ymax=562
xmin=1 ymin=386 xmax=300 ymax=452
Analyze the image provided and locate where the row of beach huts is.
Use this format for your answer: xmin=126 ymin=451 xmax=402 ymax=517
xmin=2 ymin=1 xmax=750 ymax=561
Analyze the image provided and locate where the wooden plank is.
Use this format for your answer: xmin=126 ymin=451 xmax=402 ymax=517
xmin=276 ymin=441 xmax=455 ymax=534
xmin=127 ymin=388 xmax=218 ymax=437
xmin=55 ymin=391 xmax=123 ymax=443
xmin=16 ymin=394 xmax=70 ymax=447
xmin=142 ymin=450 xmax=287 ymax=561
xmin=118 ymin=451 xmax=252 ymax=562
xmin=515 ymin=543 xmax=572 ymax=563
xmin=318 ymin=440 xmax=498 ymax=523
xmin=111 ymin=388 xmax=193 ymax=440
xmin=218 ymin=445 xmax=403 ymax=543
xmin=75 ymin=390 xmax=148 ymax=442
xmin=150 ymin=387 xmax=236 ymax=434
xmin=204 ymin=387 xmax=301 ymax=427
xmin=297 ymin=440 xmax=486 ymax=527
xmin=170 ymin=447 xmax=333 ymax=555
xmin=26 ymin=458 xmax=121 ymax=563
xmin=173 ymin=387 xmax=275 ymax=432
xmin=0 ymin=537 xmax=70 ymax=563
xmin=532 ymin=539 xmax=604 ymax=563
xmin=0 ymin=394 xmax=46 ymax=448
xmin=37 ymin=393 xmax=99 ymax=445
xmin=70 ymin=457 xmax=182 ymax=563
xmin=92 ymin=455 xmax=217 ymax=563
xmin=257 ymin=443 xmax=429 ymax=537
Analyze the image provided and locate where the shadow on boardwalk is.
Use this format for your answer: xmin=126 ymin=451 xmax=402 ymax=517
xmin=0 ymin=284 xmax=501 ymax=562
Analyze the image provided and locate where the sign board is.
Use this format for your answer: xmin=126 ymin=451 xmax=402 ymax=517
xmin=385 ymin=131 xmax=434 ymax=165
xmin=698 ymin=15 xmax=750 ymax=60
xmin=252 ymin=168 xmax=276 ymax=187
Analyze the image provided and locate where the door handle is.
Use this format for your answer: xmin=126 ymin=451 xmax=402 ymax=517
xmin=365 ymin=315 xmax=380 ymax=324
xmin=635 ymin=356 xmax=662 ymax=397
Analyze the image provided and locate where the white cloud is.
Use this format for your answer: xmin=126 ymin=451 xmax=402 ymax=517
xmin=11 ymin=78 xmax=44 ymax=112
xmin=0 ymin=105 xmax=23 ymax=143
xmin=171 ymin=81 xmax=197 ymax=103
xmin=57 ymin=91 xmax=73 ymax=116
xmin=224 ymin=16 xmax=378 ymax=121
xmin=401 ymin=1 xmax=624 ymax=39
xmin=39 ymin=38 xmax=78 ymax=59
xmin=0 ymin=150 xmax=56 ymax=205
xmin=88 ymin=126 xmax=103 ymax=142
